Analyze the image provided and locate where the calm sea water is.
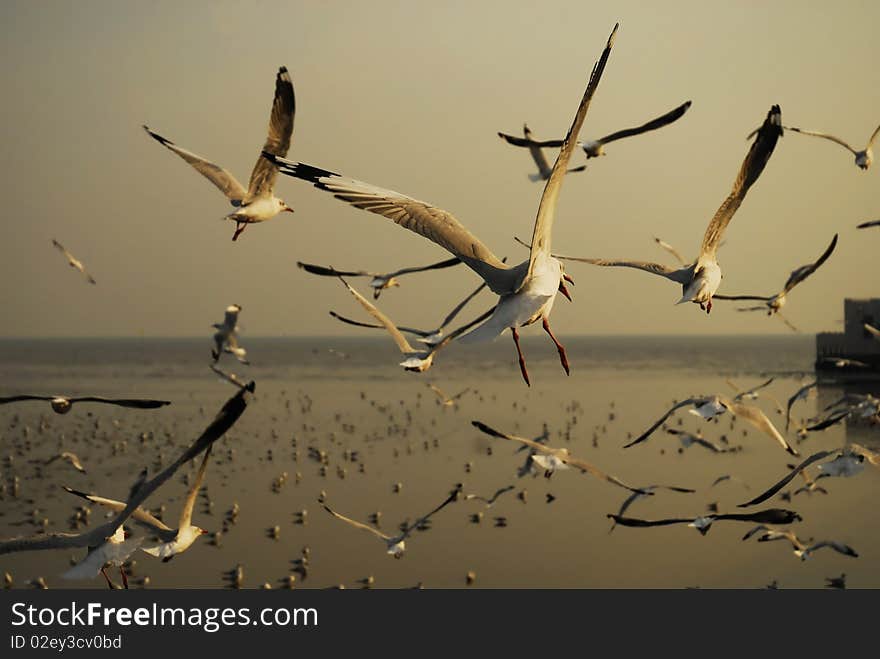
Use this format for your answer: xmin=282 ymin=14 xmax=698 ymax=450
xmin=1 ymin=336 xmax=877 ymax=589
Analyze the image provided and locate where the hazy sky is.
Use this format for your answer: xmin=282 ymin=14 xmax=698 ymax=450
xmin=1 ymin=1 xmax=878 ymax=338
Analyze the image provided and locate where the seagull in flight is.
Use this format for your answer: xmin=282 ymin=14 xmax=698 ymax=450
xmin=608 ymin=484 xmax=695 ymax=533
xmin=744 ymin=526 xmax=858 ymax=561
xmin=144 ymin=66 xmax=295 ymax=241
xmin=495 ymin=123 xmax=587 ymax=181
xmin=626 ymin=394 xmax=798 ymax=455
xmin=64 ymin=447 xmax=214 ymax=562
xmin=499 ymin=100 xmax=691 ymax=161
xmin=42 ymin=452 xmax=87 ymax=474
xmin=471 ymin=420 xmax=646 ymax=493
xmin=297 ymin=257 xmax=461 ymax=299
xmin=713 ymin=234 xmax=838 ymax=317
xmin=335 ymin=276 xmax=494 ymax=372
xmin=785 ymin=380 xmax=817 ymax=432
xmin=784 ymin=122 xmax=879 ymax=170
xmin=426 ymin=383 xmax=471 ymax=407
xmin=738 ymin=446 xmax=878 ymax=508
xmin=211 ymin=304 xmax=249 ymax=365
xmin=664 ymin=428 xmax=728 ymax=453
xmin=322 ymin=484 xmax=462 ymax=558
xmin=51 ymin=239 xmax=96 ymax=284
xmin=61 ymin=525 xmax=143 ymax=588
xmin=0 ymin=395 xmax=170 ymax=415
xmin=547 ymin=105 xmax=783 ymax=313
xmin=726 ymin=377 xmax=775 ymax=402
xmin=263 ymin=24 xmax=619 ymax=385
xmin=463 ymin=484 xmax=516 ymax=508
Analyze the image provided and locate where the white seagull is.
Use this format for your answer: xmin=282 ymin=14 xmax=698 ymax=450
xmin=211 ymin=304 xmax=249 ymax=365
xmin=335 ymin=276 xmax=494 ymax=371
xmin=64 ymin=447 xmax=214 ymax=562
xmin=263 ymin=24 xmax=619 ymax=385
xmin=549 ymin=105 xmax=782 ymax=313
xmin=297 ymin=257 xmax=461 ymax=299
xmin=144 ymin=66 xmax=295 ymax=241
xmin=42 ymin=452 xmax=87 ymax=474
xmin=748 ymin=527 xmax=859 ymax=561
xmin=426 ymin=383 xmax=471 ymax=407
xmin=51 ymin=239 xmax=96 ymax=284
xmin=499 ymin=100 xmax=691 ymax=161
xmin=626 ymin=394 xmax=798 ymax=455
xmin=322 ymin=484 xmax=462 ymax=558
xmin=61 ymin=526 xmax=143 ymax=588
xmin=472 ymin=420 xmax=645 ymax=492
xmin=496 ymin=123 xmax=587 ymax=181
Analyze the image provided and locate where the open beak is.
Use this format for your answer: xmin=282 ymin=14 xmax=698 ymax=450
xmin=283 ymin=206 xmax=295 ymax=213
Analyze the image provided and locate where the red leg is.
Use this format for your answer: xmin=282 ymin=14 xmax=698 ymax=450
xmin=101 ymin=567 xmax=115 ymax=590
xmin=542 ymin=318 xmax=570 ymax=375
xmin=706 ymin=299 xmax=712 ymax=314
xmin=120 ymin=567 xmax=129 ymax=590
xmin=511 ymin=328 xmax=530 ymax=387
xmin=232 ymin=222 xmax=247 ymax=241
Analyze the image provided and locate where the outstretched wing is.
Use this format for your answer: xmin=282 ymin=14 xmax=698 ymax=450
xmin=143 ymin=126 xmax=247 ymax=205
xmin=62 ymin=487 xmax=173 ymax=535
xmin=328 ymin=311 xmax=431 ymax=338
xmin=700 ymin=105 xmax=782 ymax=258
xmin=246 ymin=66 xmax=296 ymax=201
xmin=781 ymin=233 xmax=838 ymax=294
xmin=68 ymin=397 xmax=171 ymax=409
xmin=297 ymin=262 xmax=374 ymax=278
xmin=527 ymin=24 xmax=617 ymax=279
xmin=389 ymin=257 xmax=462 ymax=278
xmin=323 ymin=504 xmax=391 ymax=541
xmin=337 ymin=277 xmax=414 ymax=354
xmin=653 ymin=236 xmax=688 ymax=266
xmin=401 ymin=484 xmax=463 ymax=537
xmin=0 ymin=395 xmax=53 ymax=405
xmin=263 ymin=158 xmax=520 ymax=295
xmin=724 ymin=399 xmax=797 ymax=456
xmin=787 ymin=127 xmax=858 ymax=154
xmin=558 ymin=257 xmax=693 ymax=284
xmin=738 ymin=450 xmax=837 ymax=507
xmin=471 ymin=420 xmax=553 ymax=453
xmin=178 ymin=446 xmax=212 ymax=529
xmin=624 ymin=398 xmax=707 ymax=448
xmin=596 ymin=100 xmax=692 ymax=145
xmin=563 ymin=455 xmax=646 ymax=494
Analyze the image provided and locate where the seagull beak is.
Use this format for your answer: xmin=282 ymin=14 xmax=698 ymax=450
xmin=283 ymin=206 xmax=295 ymax=213
xmin=558 ymin=280 xmax=572 ymax=302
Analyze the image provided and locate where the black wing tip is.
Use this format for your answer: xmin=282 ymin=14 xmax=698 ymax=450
xmin=471 ymin=420 xmax=504 ymax=438
xmin=278 ymin=65 xmax=289 ymax=75
xmin=143 ymin=125 xmax=171 ymax=145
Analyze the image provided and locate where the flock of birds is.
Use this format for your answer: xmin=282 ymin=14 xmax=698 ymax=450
xmin=4 ymin=23 xmax=879 ymax=589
